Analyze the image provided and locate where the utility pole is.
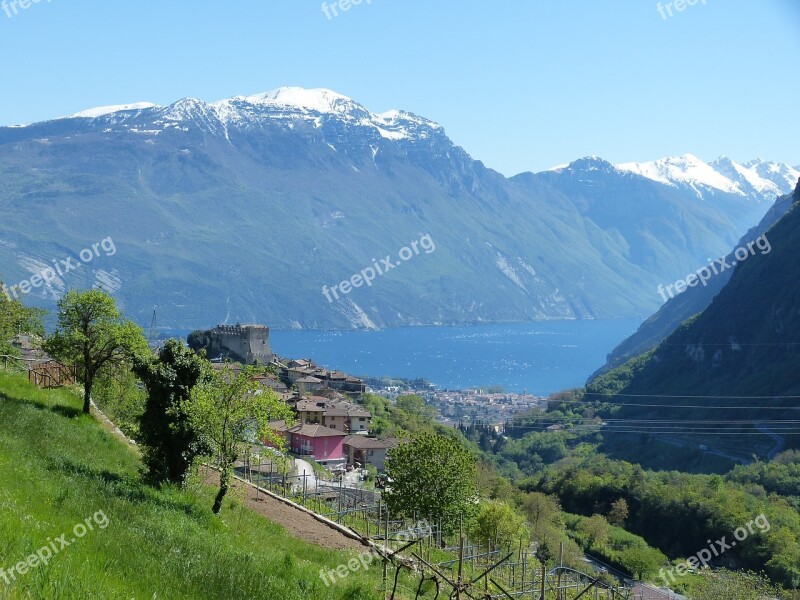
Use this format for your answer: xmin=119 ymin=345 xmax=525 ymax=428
xmin=540 ymin=561 xmax=546 ymax=600
xmin=148 ymin=308 xmax=157 ymax=345
xmin=456 ymin=513 xmax=463 ymax=600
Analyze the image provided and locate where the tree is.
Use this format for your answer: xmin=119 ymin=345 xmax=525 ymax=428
xmin=608 ymin=498 xmax=629 ymax=526
xmin=578 ymin=514 xmax=610 ymax=549
xmin=395 ymin=394 xmax=436 ymax=419
xmin=470 ymin=500 xmax=528 ymax=552
xmin=692 ymin=569 xmax=785 ymax=600
xmin=521 ymin=492 xmax=561 ymax=536
xmin=186 ymin=330 xmax=211 ymax=354
xmin=476 ymin=462 xmax=515 ymax=501
xmin=134 ymin=339 xmax=210 ymax=484
xmin=184 ymin=365 xmax=295 ymax=514
xmin=619 ymin=547 xmax=665 ymax=581
xmin=45 ymin=290 xmax=147 ymax=414
xmin=535 ymin=538 xmax=554 ymax=565
xmin=93 ymin=365 xmax=146 ymax=438
xmin=0 ymin=283 xmax=45 ymax=356
xmin=384 ymin=433 xmax=477 ymax=529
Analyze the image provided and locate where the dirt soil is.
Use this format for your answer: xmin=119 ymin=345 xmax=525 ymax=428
xmin=202 ymin=471 xmax=367 ymax=551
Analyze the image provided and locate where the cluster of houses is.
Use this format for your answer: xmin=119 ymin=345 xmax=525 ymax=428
xmin=194 ymin=326 xmax=398 ymax=473
xmin=421 ymin=388 xmax=545 ymax=426
xmin=269 ymin=393 xmax=397 ymax=471
xmin=281 ymin=358 xmax=366 ymax=397
xmin=264 ymin=359 xmax=395 ymax=472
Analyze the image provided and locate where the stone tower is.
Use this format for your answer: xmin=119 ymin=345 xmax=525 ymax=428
xmin=207 ymin=323 xmax=273 ymax=364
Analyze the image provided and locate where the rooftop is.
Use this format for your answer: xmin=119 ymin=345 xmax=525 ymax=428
xmin=288 ymin=423 xmax=348 ymax=438
xmin=343 ymin=436 xmax=399 ymax=450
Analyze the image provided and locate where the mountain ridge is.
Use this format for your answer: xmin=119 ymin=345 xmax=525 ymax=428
xmin=0 ymin=87 xmax=796 ymax=331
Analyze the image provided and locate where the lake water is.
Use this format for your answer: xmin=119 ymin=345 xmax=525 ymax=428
xmin=270 ymin=320 xmax=640 ymax=396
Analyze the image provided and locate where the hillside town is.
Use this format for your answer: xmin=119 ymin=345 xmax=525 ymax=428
xmin=194 ymin=324 xmax=396 ymax=474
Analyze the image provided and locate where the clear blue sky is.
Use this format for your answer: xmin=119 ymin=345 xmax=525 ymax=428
xmin=1 ymin=0 xmax=798 ymax=176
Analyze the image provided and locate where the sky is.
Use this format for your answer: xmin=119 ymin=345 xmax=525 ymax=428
xmin=1 ymin=0 xmax=798 ymax=176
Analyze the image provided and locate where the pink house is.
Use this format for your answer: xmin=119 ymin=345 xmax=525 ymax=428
xmin=285 ymin=423 xmax=346 ymax=467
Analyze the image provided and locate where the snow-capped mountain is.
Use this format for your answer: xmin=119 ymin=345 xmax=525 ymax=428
xmin=58 ymin=87 xmax=443 ymax=144
xmin=615 ymin=153 xmax=799 ymax=203
xmin=740 ymin=158 xmax=800 ymax=194
xmin=1 ymin=87 xmax=796 ymax=330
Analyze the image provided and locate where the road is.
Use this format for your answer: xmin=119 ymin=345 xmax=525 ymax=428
xmin=657 ymin=435 xmax=751 ymax=465
xmin=294 ymin=457 xmax=318 ymax=491
xmin=755 ymin=422 xmax=785 ymax=460
xmin=584 ymin=554 xmax=688 ymax=600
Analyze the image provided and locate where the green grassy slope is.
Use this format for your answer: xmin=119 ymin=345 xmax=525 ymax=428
xmin=0 ymin=370 xmax=383 ymax=600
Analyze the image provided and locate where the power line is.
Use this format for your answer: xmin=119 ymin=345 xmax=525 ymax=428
xmin=543 ymin=401 xmax=800 ymax=409
xmin=583 ymin=392 xmax=800 ymax=399
xmin=505 ymin=419 xmax=800 ymax=426
xmin=657 ymin=342 xmax=800 ymax=346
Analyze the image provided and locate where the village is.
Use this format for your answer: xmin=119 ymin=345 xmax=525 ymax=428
xmin=192 ymin=324 xmax=397 ymax=478
xmin=364 ymin=376 xmax=546 ymax=428
xmin=195 ymin=323 xmax=545 ymax=478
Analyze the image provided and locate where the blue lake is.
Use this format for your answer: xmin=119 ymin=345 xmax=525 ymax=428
xmin=269 ymin=320 xmax=640 ymax=396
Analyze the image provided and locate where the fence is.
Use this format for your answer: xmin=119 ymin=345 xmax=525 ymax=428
xmin=28 ymin=361 xmax=77 ymax=388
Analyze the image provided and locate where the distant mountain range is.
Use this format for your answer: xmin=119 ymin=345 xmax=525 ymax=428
xmin=0 ymin=87 xmax=796 ymax=331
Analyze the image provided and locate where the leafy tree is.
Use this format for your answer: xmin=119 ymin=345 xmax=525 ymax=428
xmin=184 ymin=365 xmax=295 ymax=514
xmin=521 ymin=492 xmax=561 ymax=536
xmin=535 ymin=539 xmax=554 ymax=565
xmin=476 ymin=462 xmax=515 ymax=501
xmin=384 ymin=433 xmax=477 ymax=529
xmin=765 ymin=526 xmax=800 ymax=588
xmin=134 ymin=339 xmax=210 ymax=484
xmin=470 ymin=500 xmax=528 ymax=552
xmin=0 ymin=283 xmax=45 ymax=356
xmin=578 ymin=514 xmax=610 ymax=549
xmin=45 ymin=289 xmax=147 ymax=413
xmin=395 ymin=394 xmax=436 ymax=419
xmin=618 ymin=546 xmax=665 ymax=580
xmin=186 ymin=329 xmax=211 ymax=354
xmin=92 ymin=366 xmax=146 ymax=438
xmin=356 ymin=393 xmax=393 ymax=436
xmin=692 ymin=569 xmax=787 ymax=600
xmin=608 ymin=498 xmax=629 ymax=526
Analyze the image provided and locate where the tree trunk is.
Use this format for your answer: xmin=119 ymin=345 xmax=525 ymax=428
xmin=212 ymin=469 xmax=230 ymax=515
xmin=83 ymin=373 xmax=93 ymax=414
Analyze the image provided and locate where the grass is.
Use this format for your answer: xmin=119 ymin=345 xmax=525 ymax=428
xmin=0 ymin=370 xmax=389 ymax=599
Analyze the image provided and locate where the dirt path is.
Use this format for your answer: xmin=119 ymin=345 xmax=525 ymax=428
xmin=202 ymin=470 xmax=366 ymax=551
xmin=88 ymin=401 xmax=363 ymax=552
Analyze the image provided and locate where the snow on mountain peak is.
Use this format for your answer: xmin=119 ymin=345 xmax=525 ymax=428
xmin=241 ymin=87 xmax=362 ymax=115
xmin=615 ymin=154 xmax=799 ymax=202
xmin=617 ymin=154 xmax=740 ymax=195
xmin=69 ymin=102 xmax=159 ymax=119
xmin=740 ymin=158 xmax=800 ymax=192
